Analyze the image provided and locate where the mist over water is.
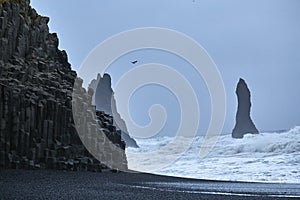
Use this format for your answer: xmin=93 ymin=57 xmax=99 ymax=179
xmin=126 ymin=126 xmax=300 ymax=183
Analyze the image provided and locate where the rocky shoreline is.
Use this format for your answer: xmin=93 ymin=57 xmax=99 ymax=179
xmin=0 ymin=0 xmax=261 ymax=172
xmin=0 ymin=0 xmax=127 ymax=171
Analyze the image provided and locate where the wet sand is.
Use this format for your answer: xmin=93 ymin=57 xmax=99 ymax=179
xmin=0 ymin=169 xmax=299 ymax=200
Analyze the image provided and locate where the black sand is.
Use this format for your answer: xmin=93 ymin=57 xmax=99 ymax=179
xmin=1 ymin=169 xmax=299 ymax=200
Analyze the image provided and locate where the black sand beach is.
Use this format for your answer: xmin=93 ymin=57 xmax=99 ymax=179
xmin=1 ymin=169 xmax=299 ymax=200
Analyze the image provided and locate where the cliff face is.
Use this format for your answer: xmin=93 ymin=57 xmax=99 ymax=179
xmin=232 ymin=78 xmax=259 ymax=138
xmin=90 ymin=73 xmax=139 ymax=148
xmin=0 ymin=0 xmax=127 ymax=170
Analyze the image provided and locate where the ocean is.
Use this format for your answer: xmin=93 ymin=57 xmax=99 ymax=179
xmin=126 ymin=126 xmax=300 ymax=183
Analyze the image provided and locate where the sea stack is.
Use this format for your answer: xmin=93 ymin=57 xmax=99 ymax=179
xmin=91 ymin=73 xmax=139 ymax=148
xmin=94 ymin=74 xmax=113 ymax=114
xmin=232 ymin=78 xmax=259 ymax=138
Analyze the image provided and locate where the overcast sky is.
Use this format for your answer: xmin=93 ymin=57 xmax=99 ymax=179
xmin=31 ymin=0 xmax=300 ymax=135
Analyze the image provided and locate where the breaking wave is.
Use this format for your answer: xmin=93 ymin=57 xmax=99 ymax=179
xmin=126 ymin=126 xmax=300 ymax=183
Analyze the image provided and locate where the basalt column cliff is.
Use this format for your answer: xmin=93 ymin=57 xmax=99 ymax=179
xmin=0 ymin=0 xmax=127 ymax=170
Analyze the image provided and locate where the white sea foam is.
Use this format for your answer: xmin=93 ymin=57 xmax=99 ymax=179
xmin=126 ymin=126 xmax=300 ymax=183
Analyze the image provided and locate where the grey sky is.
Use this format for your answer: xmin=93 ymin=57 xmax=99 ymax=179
xmin=31 ymin=0 xmax=300 ymax=135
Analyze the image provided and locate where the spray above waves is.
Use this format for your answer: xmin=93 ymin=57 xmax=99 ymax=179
xmin=211 ymin=127 xmax=300 ymax=155
xmin=126 ymin=126 xmax=300 ymax=183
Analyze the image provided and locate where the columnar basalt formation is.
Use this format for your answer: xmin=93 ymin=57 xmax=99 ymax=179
xmin=0 ymin=0 xmax=127 ymax=170
xmin=90 ymin=73 xmax=139 ymax=148
xmin=232 ymin=78 xmax=259 ymax=138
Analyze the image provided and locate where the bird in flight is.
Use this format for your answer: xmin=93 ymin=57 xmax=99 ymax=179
xmin=131 ymin=60 xmax=138 ymax=64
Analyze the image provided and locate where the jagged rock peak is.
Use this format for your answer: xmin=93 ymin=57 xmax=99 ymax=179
xmin=0 ymin=0 xmax=75 ymax=98
xmin=232 ymin=78 xmax=259 ymax=138
xmin=0 ymin=0 xmax=128 ymax=170
xmin=89 ymin=73 xmax=139 ymax=148
xmin=0 ymin=0 xmax=71 ymax=72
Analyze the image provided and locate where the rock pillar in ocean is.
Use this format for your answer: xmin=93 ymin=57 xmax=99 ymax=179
xmin=94 ymin=74 xmax=113 ymax=114
xmin=92 ymin=73 xmax=139 ymax=148
xmin=232 ymin=78 xmax=259 ymax=138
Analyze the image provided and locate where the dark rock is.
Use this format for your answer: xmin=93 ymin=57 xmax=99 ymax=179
xmin=0 ymin=0 xmax=127 ymax=171
xmin=94 ymin=74 xmax=113 ymax=114
xmin=121 ymin=131 xmax=139 ymax=148
xmin=232 ymin=78 xmax=259 ymax=138
xmin=91 ymin=73 xmax=139 ymax=148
